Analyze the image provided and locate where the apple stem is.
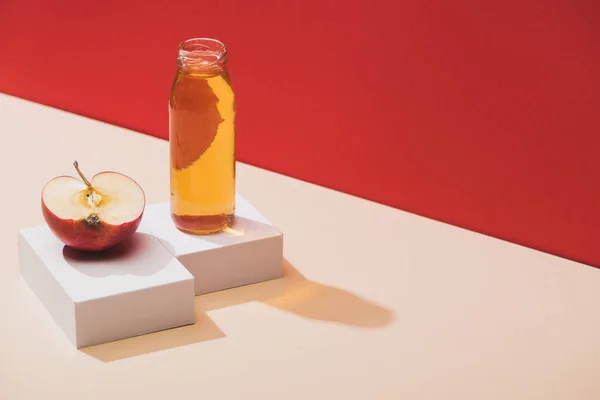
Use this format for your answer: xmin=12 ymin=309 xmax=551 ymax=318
xmin=73 ymin=161 xmax=93 ymax=188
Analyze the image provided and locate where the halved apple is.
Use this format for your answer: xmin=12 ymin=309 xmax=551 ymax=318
xmin=42 ymin=161 xmax=145 ymax=251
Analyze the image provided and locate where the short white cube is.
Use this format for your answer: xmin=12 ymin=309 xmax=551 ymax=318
xmin=18 ymin=225 xmax=195 ymax=348
xmin=143 ymin=194 xmax=283 ymax=295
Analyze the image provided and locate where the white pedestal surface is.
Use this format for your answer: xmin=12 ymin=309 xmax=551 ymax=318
xmin=18 ymin=193 xmax=283 ymax=347
xmin=18 ymin=225 xmax=195 ymax=348
xmin=143 ymin=194 xmax=284 ymax=295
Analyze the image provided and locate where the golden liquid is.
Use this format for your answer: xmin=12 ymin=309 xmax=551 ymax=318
xmin=169 ymin=67 xmax=235 ymax=234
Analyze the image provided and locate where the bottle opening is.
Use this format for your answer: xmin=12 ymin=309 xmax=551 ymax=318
xmin=178 ymin=38 xmax=228 ymax=72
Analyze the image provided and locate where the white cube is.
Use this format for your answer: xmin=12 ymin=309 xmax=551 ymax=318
xmin=143 ymin=194 xmax=283 ymax=295
xmin=18 ymin=225 xmax=195 ymax=348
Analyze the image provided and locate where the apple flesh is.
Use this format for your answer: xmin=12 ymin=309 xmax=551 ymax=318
xmin=42 ymin=161 xmax=145 ymax=251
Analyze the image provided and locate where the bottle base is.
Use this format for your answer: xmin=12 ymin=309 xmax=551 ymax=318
xmin=171 ymin=213 xmax=234 ymax=235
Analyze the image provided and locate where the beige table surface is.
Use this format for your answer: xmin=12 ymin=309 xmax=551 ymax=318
xmin=1 ymin=93 xmax=600 ymax=399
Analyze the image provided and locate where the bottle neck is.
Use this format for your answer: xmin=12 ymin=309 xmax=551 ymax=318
xmin=177 ymin=38 xmax=228 ymax=76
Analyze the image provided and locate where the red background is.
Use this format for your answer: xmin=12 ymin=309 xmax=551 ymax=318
xmin=1 ymin=1 xmax=599 ymax=266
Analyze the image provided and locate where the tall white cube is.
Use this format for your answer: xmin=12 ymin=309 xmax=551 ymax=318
xmin=143 ymin=194 xmax=283 ymax=295
xmin=18 ymin=225 xmax=195 ymax=348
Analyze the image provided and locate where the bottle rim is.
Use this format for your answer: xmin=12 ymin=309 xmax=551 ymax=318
xmin=177 ymin=38 xmax=228 ymax=71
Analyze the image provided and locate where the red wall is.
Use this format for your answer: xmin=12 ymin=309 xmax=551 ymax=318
xmin=1 ymin=1 xmax=599 ymax=266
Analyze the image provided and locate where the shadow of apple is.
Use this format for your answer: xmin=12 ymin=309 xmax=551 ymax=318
xmin=63 ymin=232 xmax=172 ymax=277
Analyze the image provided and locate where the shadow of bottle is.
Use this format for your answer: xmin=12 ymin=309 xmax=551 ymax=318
xmin=198 ymin=259 xmax=394 ymax=328
xmin=82 ymin=258 xmax=393 ymax=362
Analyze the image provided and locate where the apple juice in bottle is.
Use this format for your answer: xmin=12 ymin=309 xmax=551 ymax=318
xmin=169 ymin=38 xmax=236 ymax=234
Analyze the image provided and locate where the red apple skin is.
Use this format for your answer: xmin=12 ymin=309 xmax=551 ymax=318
xmin=42 ymin=200 xmax=143 ymax=251
xmin=40 ymin=171 xmax=146 ymax=252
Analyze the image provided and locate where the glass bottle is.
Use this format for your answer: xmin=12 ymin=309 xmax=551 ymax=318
xmin=169 ymin=38 xmax=236 ymax=234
